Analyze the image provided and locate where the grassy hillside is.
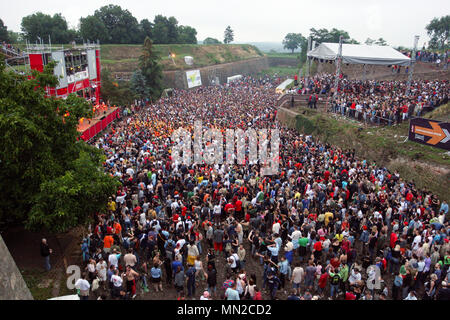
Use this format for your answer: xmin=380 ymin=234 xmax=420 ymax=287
xmin=278 ymin=104 xmax=450 ymax=202
xmin=100 ymin=44 xmax=264 ymax=74
xmin=258 ymin=66 xmax=299 ymax=77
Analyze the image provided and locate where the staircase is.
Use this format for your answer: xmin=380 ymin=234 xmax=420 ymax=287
xmin=277 ymin=93 xmax=329 ymax=110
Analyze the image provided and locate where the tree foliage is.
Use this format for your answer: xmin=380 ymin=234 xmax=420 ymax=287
xmin=224 ymin=26 xmax=234 ymax=44
xmin=79 ymin=15 xmax=110 ymax=43
xmin=0 ymin=19 xmax=9 ymax=42
xmin=203 ymin=37 xmax=221 ymax=44
xmin=16 ymin=7 xmax=198 ymax=45
xmin=178 ymin=26 xmax=198 ymax=44
xmin=101 ymin=69 xmax=135 ymax=106
xmin=21 ymin=12 xmax=77 ymax=43
xmin=309 ymin=27 xmax=359 ymax=44
xmin=130 ymin=69 xmax=149 ymax=99
xmin=283 ymin=33 xmax=306 ymax=53
xmin=426 ymin=15 xmax=450 ymax=50
xmin=374 ymin=37 xmax=388 ymax=46
xmin=139 ymin=37 xmax=164 ymax=101
xmin=140 ymin=19 xmax=153 ymax=41
xmin=365 ymin=37 xmax=375 ymax=45
xmin=0 ymin=60 xmax=119 ymax=232
xmin=93 ymin=4 xmax=141 ymax=44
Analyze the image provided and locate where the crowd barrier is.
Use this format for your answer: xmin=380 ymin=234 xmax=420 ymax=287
xmin=79 ymin=109 xmax=121 ymax=141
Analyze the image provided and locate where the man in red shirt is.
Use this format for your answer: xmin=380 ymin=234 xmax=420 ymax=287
xmin=234 ymin=198 xmax=242 ymax=219
xmin=324 ymin=170 xmax=330 ymax=181
xmin=224 ymin=202 xmax=235 ymax=215
xmin=390 ymin=230 xmax=398 ymax=248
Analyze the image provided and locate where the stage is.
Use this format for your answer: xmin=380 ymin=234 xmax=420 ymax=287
xmin=78 ymin=107 xmax=120 ymax=141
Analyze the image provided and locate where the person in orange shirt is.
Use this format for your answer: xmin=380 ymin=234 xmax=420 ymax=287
xmin=113 ymin=221 xmax=122 ymax=241
xmin=103 ymin=234 xmax=114 ymax=253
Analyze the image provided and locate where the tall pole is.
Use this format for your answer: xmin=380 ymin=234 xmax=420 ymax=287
xmin=333 ymin=35 xmax=343 ymax=98
xmin=306 ymin=36 xmax=312 ymax=85
xmin=406 ymin=35 xmax=419 ymax=96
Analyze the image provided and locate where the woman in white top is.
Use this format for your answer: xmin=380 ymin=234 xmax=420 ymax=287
xmin=96 ymin=258 xmax=107 ymax=282
xmin=243 ymin=279 xmax=256 ymax=299
xmin=194 ymin=256 xmax=206 ymax=281
xmin=86 ymin=259 xmax=96 ymax=282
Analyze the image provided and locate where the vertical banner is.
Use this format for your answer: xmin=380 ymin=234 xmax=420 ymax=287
xmin=87 ymin=49 xmax=97 ymax=80
xmin=29 ymin=54 xmax=44 ymax=72
xmin=186 ymin=70 xmax=202 ymax=88
xmin=51 ymin=51 xmax=67 ymax=90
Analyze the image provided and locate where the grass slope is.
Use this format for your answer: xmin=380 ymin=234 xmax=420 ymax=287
xmin=100 ymin=44 xmax=264 ymax=73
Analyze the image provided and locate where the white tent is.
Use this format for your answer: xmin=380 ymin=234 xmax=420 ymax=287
xmin=227 ymin=75 xmax=243 ymax=84
xmin=307 ymin=43 xmax=411 ymax=66
xmin=276 ymin=79 xmax=294 ymax=93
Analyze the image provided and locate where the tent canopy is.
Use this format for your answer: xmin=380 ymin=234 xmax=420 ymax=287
xmin=307 ymin=43 xmax=411 ymax=66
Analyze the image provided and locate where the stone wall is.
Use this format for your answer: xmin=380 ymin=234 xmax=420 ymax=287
xmin=162 ymin=57 xmax=270 ymax=89
xmin=268 ymin=57 xmax=299 ymax=67
xmin=0 ymin=235 xmax=34 ymax=300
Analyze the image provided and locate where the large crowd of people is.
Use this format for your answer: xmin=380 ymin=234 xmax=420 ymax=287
xmin=294 ymin=74 xmax=448 ymax=125
xmin=73 ymin=75 xmax=450 ymax=300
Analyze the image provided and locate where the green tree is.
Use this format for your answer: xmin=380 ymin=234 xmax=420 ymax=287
xmin=21 ymin=12 xmax=73 ymax=43
xmin=365 ymin=38 xmax=375 ymax=45
xmin=309 ymin=28 xmax=330 ymax=43
xmin=8 ymin=31 xmax=21 ymax=44
xmin=152 ymin=15 xmax=169 ymax=44
xmin=130 ymin=69 xmax=149 ymax=99
xmin=426 ymin=15 xmax=450 ymax=50
xmin=79 ymin=15 xmax=110 ymax=43
xmin=374 ymin=37 xmax=388 ymax=46
xmin=224 ymin=26 xmax=234 ymax=44
xmin=140 ymin=19 xmax=153 ymax=41
xmin=0 ymin=60 xmax=118 ymax=232
xmin=203 ymin=37 xmax=221 ymax=44
xmin=167 ymin=17 xmax=179 ymax=44
xmin=282 ymin=33 xmax=305 ymax=53
xmin=28 ymin=145 xmax=119 ymax=232
xmin=139 ymin=37 xmax=164 ymax=101
xmin=178 ymin=25 xmax=197 ymax=44
xmin=0 ymin=19 xmax=9 ymax=42
xmin=101 ymin=70 xmax=135 ymax=106
xmin=93 ymin=4 xmax=141 ymax=44
xmin=309 ymin=27 xmax=356 ymax=44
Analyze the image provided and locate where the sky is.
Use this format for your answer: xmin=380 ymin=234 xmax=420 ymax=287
xmin=1 ymin=0 xmax=449 ymax=48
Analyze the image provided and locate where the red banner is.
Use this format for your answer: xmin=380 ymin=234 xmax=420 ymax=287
xmin=29 ymin=54 xmax=43 ymax=72
xmin=80 ymin=109 xmax=120 ymax=141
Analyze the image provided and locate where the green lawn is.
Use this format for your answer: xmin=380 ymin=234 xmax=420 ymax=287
xmin=258 ymin=66 xmax=299 ymax=77
xmin=264 ymin=52 xmax=300 ymax=58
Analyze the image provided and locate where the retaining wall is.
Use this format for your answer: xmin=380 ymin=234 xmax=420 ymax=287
xmin=162 ymin=57 xmax=270 ymax=89
xmin=0 ymin=235 xmax=34 ymax=300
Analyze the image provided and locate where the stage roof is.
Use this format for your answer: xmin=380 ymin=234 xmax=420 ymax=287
xmin=307 ymin=43 xmax=411 ymax=66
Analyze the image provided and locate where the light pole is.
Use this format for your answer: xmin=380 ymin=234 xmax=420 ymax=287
xmin=305 ymin=36 xmax=312 ymax=82
xmin=406 ymin=35 xmax=419 ymax=97
xmin=333 ymin=35 xmax=343 ymax=98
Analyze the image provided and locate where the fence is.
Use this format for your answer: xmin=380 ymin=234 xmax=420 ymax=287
xmin=79 ymin=109 xmax=121 ymax=141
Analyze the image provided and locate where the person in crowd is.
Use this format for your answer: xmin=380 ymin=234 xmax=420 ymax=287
xmin=73 ymin=75 xmax=448 ymax=301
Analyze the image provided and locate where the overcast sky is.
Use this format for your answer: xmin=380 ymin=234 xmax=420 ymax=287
xmin=1 ymin=0 xmax=449 ymax=47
